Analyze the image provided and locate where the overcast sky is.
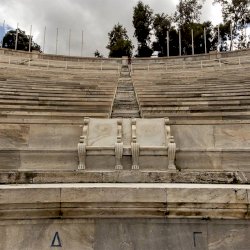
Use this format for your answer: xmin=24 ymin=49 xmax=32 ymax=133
xmin=0 ymin=0 xmax=223 ymax=57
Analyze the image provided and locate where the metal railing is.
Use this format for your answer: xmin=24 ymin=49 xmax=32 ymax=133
xmin=130 ymin=55 xmax=250 ymax=73
xmin=1 ymin=53 xmax=250 ymax=74
xmin=0 ymin=55 xmax=121 ymax=73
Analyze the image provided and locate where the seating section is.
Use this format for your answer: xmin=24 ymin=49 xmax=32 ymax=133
xmin=132 ymin=60 xmax=250 ymax=123
xmin=0 ymin=61 xmax=119 ymax=124
xmin=0 ymin=52 xmax=250 ymax=173
xmin=1 ymin=52 xmax=250 ymax=125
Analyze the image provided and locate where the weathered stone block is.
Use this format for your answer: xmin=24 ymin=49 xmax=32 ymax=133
xmin=0 ymin=125 xmax=29 ymax=149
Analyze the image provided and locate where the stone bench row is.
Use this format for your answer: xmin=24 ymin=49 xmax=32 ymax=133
xmin=0 ymin=86 xmax=116 ymax=95
xmin=0 ymin=111 xmax=110 ymax=121
xmin=2 ymin=80 xmax=117 ymax=88
xmin=133 ymin=81 xmax=250 ymax=89
xmin=138 ymin=98 xmax=250 ymax=106
xmin=0 ymin=90 xmax=115 ymax=116
xmin=138 ymin=99 xmax=250 ymax=117
xmin=0 ymin=72 xmax=118 ymax=84
xmin=142 ymin=111 xmax=250 ymax=120
xmin=135 ymin=88 xmax=250 ymax=95
xmin=0 ymin=103 xmax=112 ymax=110
xmin=0 ymin=99 xmax=114 ymax=121
xmin=132 ymin=66 xmax=250 ymax=77
xmin=133 ymin=76 xmax=250 ymax=84
xmin=0 ymin=67 xmax=119 ymax=122
xmin=0 ymin=96 xmax=114 ymax=103
xmin=132 ymin=66 xmax=250 ymax=122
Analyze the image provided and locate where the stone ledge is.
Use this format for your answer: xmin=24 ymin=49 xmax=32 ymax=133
xmin=0 ymin=170 xmax=247 ymax=184
xmin=0 ymin=183 xmax=249 ymax=220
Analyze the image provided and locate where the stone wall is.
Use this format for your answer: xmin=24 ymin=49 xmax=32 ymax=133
xmin=0 ymin=48 xmax=121 ymax=63
xmin=1 ymin=218 xmax=249 ymax=250
xmin=1 ymin=181 xmax=250 ymax=249
xmin=1 ymin=47 xmax=249 ymax=63
xmin=0 ymin=123 xmax=249 ymax=171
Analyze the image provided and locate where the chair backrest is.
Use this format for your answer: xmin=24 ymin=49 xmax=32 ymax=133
xmin=87 ymin=119 xmax=118 ymax=147
xmin=136 ymin=118 xmax=167 ymax=147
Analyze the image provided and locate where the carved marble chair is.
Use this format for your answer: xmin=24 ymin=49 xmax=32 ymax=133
xmin=78 ymin=118 xmax=124 ymax=170
xmin=131 ymin=118 xmax=176 ymax=170
xmin=78 ymin=118 xmax=176 ymax=171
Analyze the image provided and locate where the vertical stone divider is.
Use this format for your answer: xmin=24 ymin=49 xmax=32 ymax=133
xmin=115 ymin=119 xmax=124 ymax=170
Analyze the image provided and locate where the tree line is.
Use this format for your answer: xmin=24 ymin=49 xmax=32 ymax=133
xmin=106 ymin=0 xmax=250 ymax=57
xmin=1 ymin=1 xmax=249 ymax=57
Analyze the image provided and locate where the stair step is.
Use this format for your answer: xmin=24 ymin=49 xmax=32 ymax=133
xmin=112 ymin=113 xmax=140 ymax=118
xmin=111 ymin=65 xmax=140 ymax=118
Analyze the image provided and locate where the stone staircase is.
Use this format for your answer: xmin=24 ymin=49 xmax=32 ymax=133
xmin=111 ymin=65 xmax=140 ymax=118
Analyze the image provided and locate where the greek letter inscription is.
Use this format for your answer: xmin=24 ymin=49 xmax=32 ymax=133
xmin=193 ymin=232 xmax=202 ymax=247
xmin=51 ymin=232 xmax=62 ymax=248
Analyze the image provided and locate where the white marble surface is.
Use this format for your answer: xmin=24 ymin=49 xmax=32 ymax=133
xmin=1 ymin=183 xmax=250 ymax=220
xmin=88 ymin=119 xmax=117 ymax=147
xmin=1 ymin=219 xmax=250 ymax=250
xmin=137 ymin=119 xmax=166 ymax=146
xmin=0 ymin=122 xmax=250 ymax=171
xmin=0 ymin=219 xmax=94 ymax=250
xmin=0 ymin=124 xmax=29 ymax=149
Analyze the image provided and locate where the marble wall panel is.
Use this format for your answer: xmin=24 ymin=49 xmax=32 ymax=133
xmin=0 ymin=151 xmax=20 ymax=169
xmin=214 ymin=125 xmax=250 ymax=149
xmin=175 ymin=151 xmax=222 ymax=169
xmin=86 ymin=155 xmax=115 ymax=170
xmin=172 ymin=125 xmax=215 ymax=150
xmin=221 ymin=151 xmax=250 ymax=171
xmin=167 ymin=187 xmax=248 ymax=204
xmin=94 ymin=219 xmax=208 ymax=250
xmin=208 ymin=221 xmax=250 ymax=250
xmin=0 ymin=124 xmax=29 ymax=149
xmin=61 ymin=187 xmax=166 ymax=203
xmin=20 ymin=151 xmax=78 ymax=170
xmin=139 ymin=156 xmax=169 ymax=171
xmin=137 ymin=119 xmax=166 ymax=146
xmin=0 ymin=188 xmax=60 ymax=204
xmin=0 ymin=219 xmax=94 ymax=250
xmin=164 ymin=222 xmax=208 ymax=250
xmin=88 ymin=119 xmax=117 ymax=147
xmin=0 ymin=219 xmax=250 ymax=250
xmin=29 ymin=125 xmax=81 ymax=150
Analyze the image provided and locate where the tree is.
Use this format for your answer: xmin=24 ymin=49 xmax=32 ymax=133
xmin=174 ymin=0 xmax=204 ymax=28
xmin=174 ymin=0 xmax=205 ymax=55
xmin=216 ymin=22 xmax=231 ymax=51
xmin=106 ymin=24 xmax=133 ymax=58
xmin=169 ymin=28 xmax=180 ymax=56
xmin=152 ymin=13 xmax=172 ymax=56
xmin=213 ymin=0 xmax=250 ymax=49
xmin=192 ymin=22 xmax=217 ymax=53
xmin=133 ymin=1 xmax=153 ymax=57
xmin=3 ymin=28 xmax=41 ymax=52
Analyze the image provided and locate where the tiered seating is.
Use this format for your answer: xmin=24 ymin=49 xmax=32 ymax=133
xmin=0 ymin=64 xmax=119 ymax=124
xmin=132 ymin=64 xmax=250 ymax=123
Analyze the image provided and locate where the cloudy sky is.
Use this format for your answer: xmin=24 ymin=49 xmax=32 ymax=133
xmin=0 ymin=0 xmax=223 ymax=57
